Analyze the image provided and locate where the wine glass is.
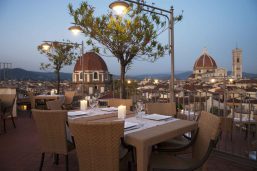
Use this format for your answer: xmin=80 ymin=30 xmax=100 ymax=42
xmin=89 ymin=97 xmax=98 ymax=110
xmin=135 ymin=101 xmax=145 ymax=123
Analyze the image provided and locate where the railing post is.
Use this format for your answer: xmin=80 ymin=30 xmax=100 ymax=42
xmin=193 ymin=91 xmax=196 ymax=117
xmin=218 ymin=93 xmax=221 ymax=116
xmin=205 ymin=90 xmax=207 ymax=112
xmin=183 ymin=90 xmax=185 ymax=115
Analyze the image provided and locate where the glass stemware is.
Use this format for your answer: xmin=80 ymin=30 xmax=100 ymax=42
xmin=89 ymin=96 xmax=98 ymax=110
xmin=135 ymin=101 xmax=145 ymax=125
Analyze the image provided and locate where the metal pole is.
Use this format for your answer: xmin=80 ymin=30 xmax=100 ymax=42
xmin=169 ymin=7 xmax=175 ymax=103
xmin=224 ymin=77 xmax=227 ymax=117
xmin=81 ymin=41 xmax=84 ymax=97
xmin=205 ymin=90 xmax=207 ymax=111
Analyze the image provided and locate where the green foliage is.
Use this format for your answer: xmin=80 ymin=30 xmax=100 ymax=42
xmin=176 ymin=103 xmax=183 ymax=110
xmin=38 ymin=41 xmax=79 ymax=72
xmin=69 ymin=2 xmax=169 ymax=64
xmin=68 ymin=1 xmax=170 ymax=98
xmin=37 ymin=41 xmax=79 ymax=94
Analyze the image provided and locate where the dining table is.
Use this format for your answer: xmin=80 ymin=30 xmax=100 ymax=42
xmin=68 ymin=107 xmax=198 ymax=171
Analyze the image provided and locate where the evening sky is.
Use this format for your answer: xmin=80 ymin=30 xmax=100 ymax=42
xmin=0 ymin=0 xmax=256 ymax=75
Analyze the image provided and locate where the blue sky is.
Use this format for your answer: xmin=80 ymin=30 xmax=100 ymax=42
xmin=0 ymin=0 xmax=257 ymax=75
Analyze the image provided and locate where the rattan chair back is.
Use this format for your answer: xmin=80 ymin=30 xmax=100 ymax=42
xmin=69 ymin=120 xmax=124 ymax=171
xmin=145 ymin=102 xmax=176 ymax=116
xmin=0 ymin=94 xmax=16 ymax=107
xmin=46 ymin=100 xmax=63 ymax=110
xmin=192 ymin=111 xmax=221 ymax=160
xmin=64 ymin=91 xmax=75 ymax=105
xmin=108 ymin=98 xmax=132 ymax=111
xmin=32 ymin=109 xmax=68 ymax=154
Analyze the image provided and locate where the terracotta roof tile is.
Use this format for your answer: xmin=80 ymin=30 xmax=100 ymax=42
xmin=74 ymin=52 xmax=108 ymax=72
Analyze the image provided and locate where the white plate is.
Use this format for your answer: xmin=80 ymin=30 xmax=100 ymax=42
xmin=143 ymin=114 xmax=172 ymax=121
xmin=68 ymin=111 xmax=89 ymax=117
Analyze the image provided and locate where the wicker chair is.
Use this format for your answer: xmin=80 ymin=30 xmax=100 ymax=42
xmin=145 ymin=102 xmax=177 ymax=117
xmin=150 ymin=111 xmax=221 ymax=171
xmin=107 ymin=98 xmax=133 ymax=111
xmin=69 ymin=120 xmax=127 ymax=171
xmin=46 ymin=100 xmax=63 ymax=110
xmin=62 ymin=91 xmax=75 ymax=110
xmin=0 ymin=94 xmax=16 ymax=133
xmin=32 ymin=109 xmax=74 ymax=171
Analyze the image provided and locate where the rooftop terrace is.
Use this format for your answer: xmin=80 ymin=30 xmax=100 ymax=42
xmin=0 ymin=111 xmax=255 ymax=171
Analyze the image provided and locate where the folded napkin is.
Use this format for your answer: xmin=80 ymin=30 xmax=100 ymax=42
xmin=124 ymin=121 xmax=139 ymax=129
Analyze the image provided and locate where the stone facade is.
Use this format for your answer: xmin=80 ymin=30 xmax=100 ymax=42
xmin=72 ymin=52 xmax=111 ymax=95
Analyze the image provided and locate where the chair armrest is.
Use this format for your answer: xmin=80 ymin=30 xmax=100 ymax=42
xmin=154 ymin=128 xmax=199 ymax=153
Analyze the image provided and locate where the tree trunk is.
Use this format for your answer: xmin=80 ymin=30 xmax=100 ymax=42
xmin=120 ymin=64 xmax=126 ymax=99
xmin=56 ymin=70 xmax=60 ymax=95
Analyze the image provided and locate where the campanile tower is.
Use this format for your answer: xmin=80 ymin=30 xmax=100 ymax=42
xmin=232 ymin=48 xmax=242 ymax=79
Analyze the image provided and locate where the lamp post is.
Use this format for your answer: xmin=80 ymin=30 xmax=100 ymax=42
xmin=68 ymin=26 xmax=85 ymax=97
xmin=127 ymin=79 xmax=131 ymax=98
xmin=40 ymin=40 xmax=84 ymax=96
xmin=109 ymin=0 xmax=176 ymax=102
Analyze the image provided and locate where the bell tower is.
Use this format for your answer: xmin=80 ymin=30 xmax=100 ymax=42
xmin=232 ymin=48 xmax=242 ymax=79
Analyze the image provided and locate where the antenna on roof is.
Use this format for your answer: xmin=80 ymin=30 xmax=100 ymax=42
xmin=236 ymin=41 xmax=238 ymax=49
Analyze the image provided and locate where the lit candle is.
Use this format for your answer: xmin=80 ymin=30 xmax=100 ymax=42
xmin=80 ymin=100 xmax=88 ymax=111
xmin=118 ymin=105 xmax=126 ymax=119
xmin=50 ymin=90 xmax=55 ymax=95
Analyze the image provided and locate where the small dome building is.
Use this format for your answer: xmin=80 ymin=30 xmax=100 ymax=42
xmin=72 ymin=52 xmax=111 ymax=95
xmin=192 ymin=49 xmax=227 ymax=81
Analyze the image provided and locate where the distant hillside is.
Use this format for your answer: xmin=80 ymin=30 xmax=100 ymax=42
xmin=113 ymin=71 xmax=193 ymax=80
xmin=227 ymin=71 xmax=257 ymax=79
xmin=0 ymin=68 xmax=256 ymax=81
xmin=0 ymin=68 xmax=72 ymax=81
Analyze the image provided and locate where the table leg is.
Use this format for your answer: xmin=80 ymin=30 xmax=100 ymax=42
xmin=136 ymin=144 xmax=152 ymax=171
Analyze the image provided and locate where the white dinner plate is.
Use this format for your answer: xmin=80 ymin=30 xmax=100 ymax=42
xmin=68 ymin=111 xmax=90 ymax=117
xmin=142 ymin=114 xmax=173 ymax=121
xmin=100 ymin=107 xmax=118 ymax=112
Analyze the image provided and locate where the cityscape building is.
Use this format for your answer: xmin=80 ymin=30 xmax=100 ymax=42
xmin=191 ymin=49 xmax=227 ymax=81
xmin=232 ymin=48 xmax=243 ymax=79
xmin=72 ymin=52 xmax=112 ymax=95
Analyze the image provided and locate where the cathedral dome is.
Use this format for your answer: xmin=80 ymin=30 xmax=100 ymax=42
xmin=194 ymin=50 xmax=217 ymax=70
xmin=74 ymin=52 xmax=108 ymax=72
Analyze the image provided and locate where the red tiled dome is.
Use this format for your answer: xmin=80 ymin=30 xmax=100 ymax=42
xmin=194 ymin=52 xmax=217 ymax=70
xmin=74 ymin=52 xmax=108 ymax=72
